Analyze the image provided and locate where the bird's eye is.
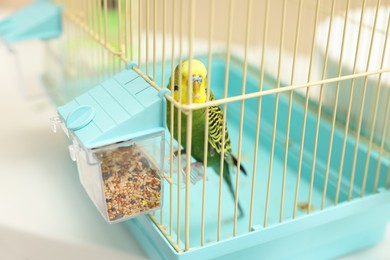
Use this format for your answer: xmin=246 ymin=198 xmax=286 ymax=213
xmin=174 ymin=85 xmax=179 ymax=91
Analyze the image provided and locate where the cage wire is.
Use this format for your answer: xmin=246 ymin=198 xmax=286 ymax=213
xmin=48 ymin=0 xmax=390 ymax=252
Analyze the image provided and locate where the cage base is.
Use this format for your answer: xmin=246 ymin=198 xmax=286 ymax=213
xmin=125 ymin=189 xmax=390 ymax=260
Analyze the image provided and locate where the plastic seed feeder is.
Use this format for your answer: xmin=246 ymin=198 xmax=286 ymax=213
xmin=51 ymin=64 xmax=167 ymax=223
xmin=0 ymin=1 xmax=62 ymax=43
xmin=0 ymin=1 xmax=62 ymax=98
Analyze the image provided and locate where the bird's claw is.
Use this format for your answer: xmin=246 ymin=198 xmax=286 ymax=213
xmin=174 ymin=149 xmax=186 ymax=157
xmin=182 ymin=162 xmax=206 ymax=185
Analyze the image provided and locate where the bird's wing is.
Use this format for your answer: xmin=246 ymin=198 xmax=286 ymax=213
xmin=207 ymin=93 xmax=233 ymax=163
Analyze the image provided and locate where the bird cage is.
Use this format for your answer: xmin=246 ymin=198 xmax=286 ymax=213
xmin=45 ymin=0 xmax=390 ymax=259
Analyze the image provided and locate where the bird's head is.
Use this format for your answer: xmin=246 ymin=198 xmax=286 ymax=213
xmin=172 ymin=59 xmax=207 ymax=104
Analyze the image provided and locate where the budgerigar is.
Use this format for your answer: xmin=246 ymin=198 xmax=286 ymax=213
xmin=166 ymin=59 xmax=247 ymax=217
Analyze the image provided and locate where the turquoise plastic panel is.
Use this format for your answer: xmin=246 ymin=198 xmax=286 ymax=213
xmin=122 ymin=57 xmax=390 ymax=260
xmin=57 ymin=66 xmax=166 ymax=149
xmin=88 ymin=86 xmax=128 ymax=124
xmin=75 ymin=92 xmax=115 ymax=133
xmin=101 ymin=79 xmax=143 ymax=116
xmin=114 ymin=68 xmax=139 ymax=85
xmin=66 ymin=105 xmax=95 ymax=131
xmin=136 ymin=86 xmax=161 ymax=107
xmin=75 ymin=122 xmax=102 ymax=146
xmin=0 ymin=1 xmax=62 ymax=43
xmin=57 ymin=100 xmax=80 ymax=120
xmin=124 ymin=77 xmax=150 ymax=95
xmin=127 ymin=191 xmax=390 ymax=260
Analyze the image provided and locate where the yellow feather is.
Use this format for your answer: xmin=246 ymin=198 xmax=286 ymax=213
xmin=173 ymin=60 xmax=207 ymax=104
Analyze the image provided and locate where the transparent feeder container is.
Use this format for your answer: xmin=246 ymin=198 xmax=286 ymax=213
xmin=53 ymin=66 xmax=168 ymax=223
xmin=71 ymin=133 xmax=164 ymax=223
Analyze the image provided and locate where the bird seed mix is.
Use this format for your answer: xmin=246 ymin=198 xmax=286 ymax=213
xmin=95 ymin=144 xmax=162 ymax=222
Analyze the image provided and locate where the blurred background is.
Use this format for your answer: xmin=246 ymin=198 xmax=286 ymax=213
xmin=0 ymin=1 xmax=148 ymax=259
xmin=0 ymin=0 xmax=390 ymax=259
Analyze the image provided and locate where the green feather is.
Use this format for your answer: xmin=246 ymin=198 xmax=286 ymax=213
xmin=166 ymin=61 xmax=247 ymax=217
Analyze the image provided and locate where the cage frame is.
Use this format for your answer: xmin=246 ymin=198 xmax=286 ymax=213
xmin=49 ymin=0 xmax=390 ymax=258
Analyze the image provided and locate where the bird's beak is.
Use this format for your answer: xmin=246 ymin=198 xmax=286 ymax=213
xmin=192 ymin=75 xmax=202 ymax=99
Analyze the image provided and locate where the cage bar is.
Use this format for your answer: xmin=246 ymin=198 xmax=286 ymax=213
xmin=371 ymin=17 xmax=390 ymax=192
xmin=248 ymin=0 xmax=270 ymax=232
xmin=52 ymin=0 xmax=390 ymax=256
xmin=201 ymin=0 xmax=215 ymax=247
xmin=138 ymin=0 xmax=141 ymax=69
xmin=354 ymin=0 xmax=381 ymax=197
xmin=264 ymin=0 xmax=287 ymax=227
xmin=337 ymin=0 xmax=367 ymax=203
xmin=168 ymin=0 xmax=176 ymax=239
xmin=217 ymin=0 xmax=234 ymax=242
xmin=233 ymin=0 xmax=252 ymax=236
xmin=309 ymin=0 xmax=335 ymax=213
xmin=281 ymin=0 xmax=303 ymax=221
xmin=145 ymin=0 xmax=149 ymax=76
xmin=327 ymin=0 xmax=351 ymax=208
xmin=294 ymin=0 xmax=321 ymax=219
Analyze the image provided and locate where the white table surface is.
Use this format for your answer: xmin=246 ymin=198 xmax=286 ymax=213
xmin=0 ymin=38 xmax=149 ymax=259
xmin=0 ymin=12 xmax=389 ymax=260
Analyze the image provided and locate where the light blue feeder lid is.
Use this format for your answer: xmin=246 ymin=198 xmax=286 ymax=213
xmin=66 ymin=105 xmax=95 ymax=131
xmin=57 ymin=66 xmax=168 ymax=149
xmin=0 ymin=1 xmax=62 ymax=43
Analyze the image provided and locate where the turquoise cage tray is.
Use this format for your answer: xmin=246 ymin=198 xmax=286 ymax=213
xmin=121 ymin=56 xmax=389 ymax=259
xmin=124 ymin=56 xmax=390 ymax=259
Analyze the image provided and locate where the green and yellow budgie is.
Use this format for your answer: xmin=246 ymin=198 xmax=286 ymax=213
xmin=167 ymin=59 xmax=247 ymax=216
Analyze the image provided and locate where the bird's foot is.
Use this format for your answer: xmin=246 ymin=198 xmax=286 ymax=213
xmin=182 ymin=162 xmax=206 ymax=185
xmin=174 ymin=149 xmax=186 ymax=157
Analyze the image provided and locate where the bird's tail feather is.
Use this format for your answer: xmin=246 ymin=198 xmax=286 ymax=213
xmin=231 ymin=155 xmax=247 ymax=176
